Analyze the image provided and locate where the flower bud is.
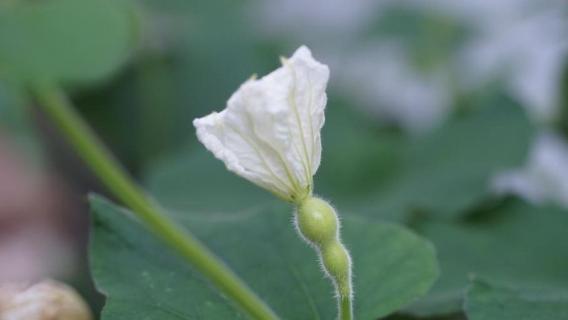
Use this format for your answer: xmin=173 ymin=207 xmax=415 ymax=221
xmin=0 ymin=280 xmax=92 ymax=320
xmin=296 ymin=197 xmax=338 ymax=245
xmin=321 ymin=241 xmax=351 ymax=296
xmin=293 ymin=196 xmax=353 ymax=317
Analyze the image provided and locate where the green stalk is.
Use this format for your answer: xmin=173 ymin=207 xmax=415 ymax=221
xmin=33 ymin=82 xmax=279 ymax=320
xmin=340 ymin=296 xmax=352 ymax=320
xmin=296 ymin=197 xmax=354 ymax=320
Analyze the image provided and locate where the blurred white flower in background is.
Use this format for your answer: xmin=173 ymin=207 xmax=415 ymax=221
xmin=493 ymin=132 xmax=568 ymax=208
xmin=252 ymin=0 xmax=381 ymax=41
xmin=339 ymin=42 xmax=452 ymax=133
xmin=253 ymin=0 xmax=568 ymax=207
xmin=252 ymin=0 xmax=568 ymax=130
xmin=253 ymin=0 xmax=451 ymax=133
xmin=456 ymin=0 xmax=568 ymax=122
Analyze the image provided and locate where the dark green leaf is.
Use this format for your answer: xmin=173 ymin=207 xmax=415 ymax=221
xmin=146 ymin=148 xmax=270 ymax=214
xmin=407 ymin=200 xmax=568 ymax=316
xmin=465 ymin=278 xmax=568 ymax=320
xmin=90 ymin=195 xmax=438 ymax=319
xmin=143 ymin=95 xmax=533 ymax=318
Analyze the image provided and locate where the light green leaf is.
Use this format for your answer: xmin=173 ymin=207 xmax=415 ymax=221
xmin=465 ymin=278 xmax=568 ymax=320
xmin=90 ymin=195 xmax=438 ymax=319
xmin=0 ymin=0 xmax=136 ymax=84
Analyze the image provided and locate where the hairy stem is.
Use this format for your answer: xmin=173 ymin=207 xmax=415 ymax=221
xmin=296 ymin=196 xmax=354 ymax=320
xmin=33 ymin=82 xmax=279 ymax=320
xmin=340 ymin=295 xmax=352 ymax=320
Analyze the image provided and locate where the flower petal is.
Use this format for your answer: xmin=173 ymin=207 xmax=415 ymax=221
xmin=284 ymin=46 xmax=329 ymax=176
xmin=194 ymin=106 xmax=294 ymax=200
xmin=193 ymin=46 xmax=329 ymax=201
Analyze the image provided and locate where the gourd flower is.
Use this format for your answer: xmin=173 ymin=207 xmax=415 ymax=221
xmin=194 ymin=46 xmax=354 ymax=320
xmin=193 ymin=46 xmax=328 ymax=204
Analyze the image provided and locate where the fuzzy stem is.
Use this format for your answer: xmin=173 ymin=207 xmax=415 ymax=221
xmin=340 ymin=295 xmax=352 ymax=320
xmin=32 ymin=81 xmax=279 ymax=320
xmin=296 ymin=196 xmax=354 ymax=320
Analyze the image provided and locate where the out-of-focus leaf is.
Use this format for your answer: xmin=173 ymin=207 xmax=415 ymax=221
xmin=317 ymin=95 xmax=533 ymax=221
xmin=465 ymin=279 xmax=568 ymax=320
xmin=0 ymin=82 xmax=42 ymax=163
xmin=66 ymin=0 xmax=281 ymax=170
xmin=90 ymin=195 xmax=438 ymax=319
xmin=146 ymin=147 xmax=270 ymax=213
xmin=0 ymin=0 xmax=136 ymax=84
xmin=407 ymin=200 xmax=568 ymax=316
xmin=365 ymin=6 xmax=470 ymax=71
xmin=555 ymin=60 xmax=568 ymax=138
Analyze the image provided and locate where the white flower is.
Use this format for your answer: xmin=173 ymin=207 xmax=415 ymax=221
xmin=193 ymin=46 xmax=329 ymax=203
xmin=493 ymin=132 xmax=568 ymax=208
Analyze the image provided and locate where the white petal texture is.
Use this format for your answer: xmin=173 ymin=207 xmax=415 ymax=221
xmin=193 ymin=46 xmax=329 ymax=203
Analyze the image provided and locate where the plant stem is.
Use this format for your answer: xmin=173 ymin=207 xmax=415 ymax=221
xmin=340 ymin=295 xmax=352 ymax=320
xmin=33 ymin=82 xmax=279 ymax=320
xmin=295 ymin=197 xmax=354 ymax=320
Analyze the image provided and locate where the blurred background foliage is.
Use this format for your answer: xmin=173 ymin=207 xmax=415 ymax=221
xmin=0 ymin=0 xmax=567 ymax=319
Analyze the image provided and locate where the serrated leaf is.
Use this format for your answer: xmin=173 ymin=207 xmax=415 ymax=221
xmin=465 ymin=279 xmax=568 ymax=320
xmin=90 ymin=196 xmax=438 ymax=319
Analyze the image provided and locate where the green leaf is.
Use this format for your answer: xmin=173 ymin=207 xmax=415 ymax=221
xmin=90 ymin=195 xmax=438 ymax=319
xmin=407 ymin=200 xmax=568 ymax=316
xmin=316 ymin=95 xmax=533 ymax=221
xmin=143 ymin=95 xmax=532 ymax=317
xmin=0 ymin=0 xmax=136 ymax=84
xmin=146 ymin=149 xmax=270 ymax=214
xmin=465 ymin=278 xmax=568 ymax=320
xmin=0 ymin=82 xmax=43 ymax=163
